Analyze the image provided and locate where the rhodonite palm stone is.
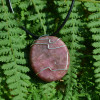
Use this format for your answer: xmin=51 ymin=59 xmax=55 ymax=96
xmin=30 ymin=36 xmax=70 ymax=82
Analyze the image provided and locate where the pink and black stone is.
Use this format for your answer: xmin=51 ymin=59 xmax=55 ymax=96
xmin=30 ymin=36 xmax=70 ymax=82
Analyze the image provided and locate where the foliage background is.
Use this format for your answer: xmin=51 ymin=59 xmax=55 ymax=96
xmin=0 ymin=0 xmax=100 ymax=100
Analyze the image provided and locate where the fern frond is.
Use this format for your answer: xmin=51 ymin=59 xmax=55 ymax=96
xmin=86 ymin=2 xmax=100 ymax=95
xmin=27 ymin=0 xmax=47 ymax=35
xmin=53 ymin=0 xmax=85 ymax=100
xmin=0 ymin=1 xmax=30 ymax=100
xmin=39 ymin=82 xmax=57 ymax=100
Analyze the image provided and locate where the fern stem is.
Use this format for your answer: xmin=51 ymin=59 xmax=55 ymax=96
xmin=1 ymin=0 xmax=16 ymax=61
xmin=31 ymin=0 xmax=47 ymax=35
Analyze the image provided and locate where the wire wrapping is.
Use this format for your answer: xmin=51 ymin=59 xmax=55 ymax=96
xmin=33 ymin=37 xmax=69 ymax=75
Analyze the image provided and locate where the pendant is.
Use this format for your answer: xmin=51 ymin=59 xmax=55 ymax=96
xmin=8 ymin=0 xmax=74 ymax=82
xmin=30 ymin=36 xmax=70 ymax=82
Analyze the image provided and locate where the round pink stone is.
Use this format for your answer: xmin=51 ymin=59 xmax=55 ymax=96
xmin=30 ymin=36 xmax=70 ymax=82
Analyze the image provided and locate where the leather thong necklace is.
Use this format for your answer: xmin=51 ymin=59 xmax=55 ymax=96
xmin=8 ymin=0 xmax=75 ymax=82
